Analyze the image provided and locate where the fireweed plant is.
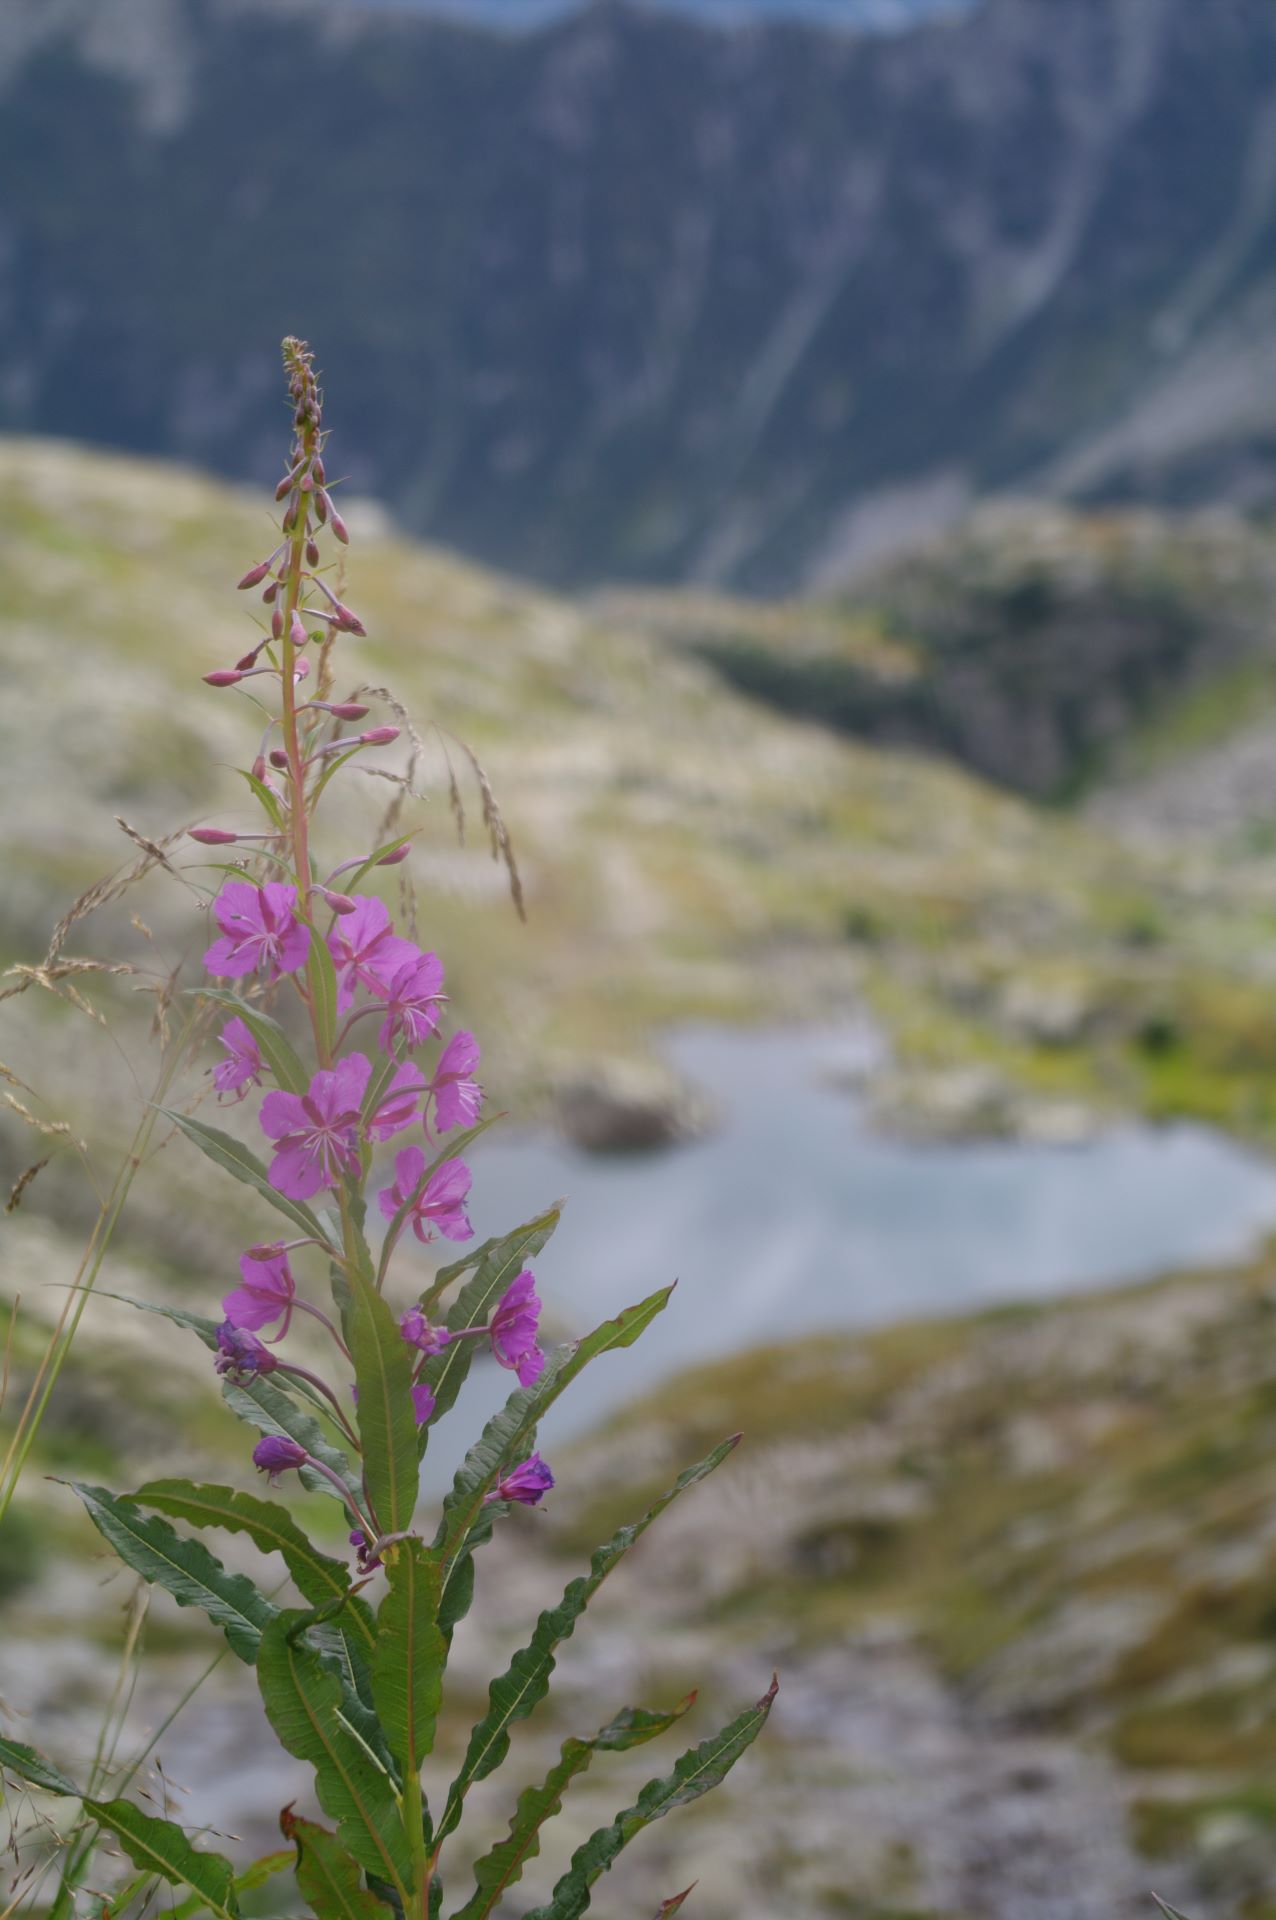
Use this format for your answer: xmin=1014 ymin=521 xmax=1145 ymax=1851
xmin=0 ymin=341 xmax=773 ymax=1920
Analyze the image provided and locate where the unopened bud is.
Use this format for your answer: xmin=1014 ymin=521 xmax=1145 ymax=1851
xmin=294 ymin=657 xmax=311 ymax=682
xmin=330 ymin=505 xmax=350 ymax=546
xmin=306 ymin=539 xmax=320 ymax=567
xmin=238 ymin=559 xmax=272 ymax=590
xmin=262 ymin=581 xmax=278 ymax=604
xmin=314 ymin=457 xmax=326 ymax=484
xmin=333 ymin=603 xmax=366 ymax=636
xmin=269 ymin=749 xmax=289 ymax=770
xmin=325 ymin=702 xmax=371 ymax=721
xmin=324 ymin=889 xmax=358 ymax=915
xmin=235 ymin=644 xmax=266 ymax=671
xmin=271 ymin=606 xmax=284 ymax=639
xmin=289 ymin=609 xmax=307 ymax=648
xmin=189 ymin=827 xmax=240 ymax=845
xmin=275 ymin=472 xmax=293 ymax=502
xmin=251 ymin=755 xmax=267 ymax=781
xmin=359 ymin=726 xmax=400 ymax=747
xmin=377 ymin=842 xmax=411 ymax=866
xmin=204 ymin=669 xmax=245 ymax=688
xmin=314 ymin=489 xmax=328 ymax=526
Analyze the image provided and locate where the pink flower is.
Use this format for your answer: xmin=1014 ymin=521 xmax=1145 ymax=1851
xmin=489 ymin=1269 xmax=545 ymax=1387
xmin=377 ymin=951 xmax=445 ymax=1053
xmin=427 ymin=1030 xmax=483 ymax=1134
xmin=204 ymin=881 xmax=310 ymax=981
xmin=487 ymin=1454 xmax=554 ymax=1507
xmin=377 ymin=1146 xmax=473 ymax=1244
xmin=366 ymin=1061 xmax=427 ymax=1143
xmin=327 ymin=897 xmax=418 ymax=1014
xmin=260 ymin=1054 xmax=372 ymax=1200
xmin=411 ymin=1381 xmax=436 ymax=1425
xmin=400 ymin=1306 xmax=452 ymax=1355
xmin=222 ymin=1246 xmax=296 ymax=1335
xmin=212 ymin=1017 xmax=262 ymax=1101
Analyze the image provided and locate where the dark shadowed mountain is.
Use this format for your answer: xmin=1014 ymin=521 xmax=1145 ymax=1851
xmin=5 ymin=0 xmax=1276 ymax=591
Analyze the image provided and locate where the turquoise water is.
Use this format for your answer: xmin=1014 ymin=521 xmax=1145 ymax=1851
xmin=444 ymin=1024 xmax=1276 ymax=1442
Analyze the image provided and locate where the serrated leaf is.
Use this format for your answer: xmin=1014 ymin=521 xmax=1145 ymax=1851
xmin=523 ymin=1679 xmax=778 ymax=1920
xmin=373 ymin=1539 xmax=445 ymax=1787
xmin=197 ymin=988 xmax=310 ymax=1093
xmin=257 ymin=1612 xmax=410 ymax=1900
xmin=436 ymin=1436 xmax=738 ymax=1845
xmin=419 ymin=1204 xmax=561 ymax=1426
xmin=451 ymin=1701 xmax=693 ymax=1920
xmin=71 ymin=1484 xmax=275 ymax=1661
xmin=221 ymin=1373 xmax=363 ymax=1506
xmin=131 ymin=1480 xmax=373 ymax=1651
xmin=433 ymin=1285 xmax=673 ymax=1579
xmin=162 ymin=1110 xmax=333 ymax=1247
xmin=350 ymin=1281 xmax=419 ymax=1537
xmin=281 ymin=1810 xmax=394 ymax=1920
xmin=0 ymin=1734 xmax=79 ymax=1796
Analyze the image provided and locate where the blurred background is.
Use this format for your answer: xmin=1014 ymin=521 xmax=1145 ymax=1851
xmin=9 ymin=0 xmax=1276 ymax=1913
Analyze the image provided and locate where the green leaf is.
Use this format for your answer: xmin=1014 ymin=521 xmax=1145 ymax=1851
xmin=436 ymin=1436 xmax=739 ymax=1845
xmin=91 ymin=1291 xmax=221 ymax=1345
xmin=0 ymin=1747 xmax=241 ymax=1920
xmin=308 ymin=929 xmax=341 ymax=1058
xmin=451 ymin=1701 xmax=693 ymax=1920
xmin=86 ymin=1801 xmax=240 ymax=1920
xmin=162 ymin=1111 xmax=333 ymax=1247
xmin=1152 ymin=1902 xmax=1194 ymax=1920
xmin=420 ymin=1204 xmax=562 ymax=1424
xmin=372 ymin=1539 xmax=445 ymax=1784
xmin=350 ymin=1280 xmax=419 ymax=1537
xmin=339 ymin=835 xmax=417 ymax=897
xmin=0 ymin=1734 xmax=79 ymax=1796
xmin=71 ymin=1484 xmax=275 ymax=1661
xmin=281 ymin=1810 xmax=394 ymax=1920
xmin=433 ymin=1285 xmax=673 ymax=1578
xmin=236 ymin=764 xmax=285 ymax=830
xmin=131 ymin=1480 xmax=373 ymax=1652
xmin=196 ymin=987 xmax=310 ymax=1093
xmin=523 ymin=1679 xmax=778 ymax=1920
xmin=221 ymin=1373 xmax=363 ymax=1506
xmin=257 ymin=1613 xmax=410 ymax=1901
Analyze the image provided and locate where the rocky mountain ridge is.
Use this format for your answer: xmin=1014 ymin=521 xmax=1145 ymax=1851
xmin=7 ymin=0 xmax=1276 ymax=589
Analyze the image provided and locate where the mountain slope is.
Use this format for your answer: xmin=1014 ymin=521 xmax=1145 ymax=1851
xmin=6 ymin=0 xmax=1276 ymax=590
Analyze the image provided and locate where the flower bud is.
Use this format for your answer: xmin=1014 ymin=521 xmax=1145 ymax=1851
xmin=314 ymin=457 xmax=326 ymax=484
xmin=251 ymin=755 xmax=267 ymax=781
xmin=262 ymin=581 xmax=278 ymax=604
xmin=332 ymin=603 xmax=366 ymax=636
xmin=235 ymin=642 xmax=266 ymax=671
xmin=269 ymin=749 xmax=289 ymax=770
xmin=305 ymin=539 xmax=320 ymax=567
xmin=330 ymin=505 xmax=350 ymax=546
xmin=360 ymin=726 xmax=400 ymax=747
xmin=189 ymin=827 xmax=240 ymax=845
xmin=377 ymin=842 xmax=411 ymax=866
xmin=324 ymin=701 xmax=371 ymax=721
xmin=271 ymin=606 xmax=284 ymax=639
xmin=238 ymin=559 xmax=273 ymax=590
xmin=324 ymin=889 xmax=358 ymax=915
xmin=289 ymin=609 xmax=307 ymax=648
xmin=275 ymin=472 xmax=293 ymax=502
xmin=252 ymin=1435 xmax=308 ymax=1483
xmin=204 ymin=669 xmax=246 ymax=688
xmin=294 ymin=657 xmax=311 ymax=682
xmin=314 ymin=489 xmax=328 ymax=526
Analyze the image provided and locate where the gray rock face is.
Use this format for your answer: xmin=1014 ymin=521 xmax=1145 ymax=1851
xmin=7 ymin=0 xmax=1276 ymax=591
